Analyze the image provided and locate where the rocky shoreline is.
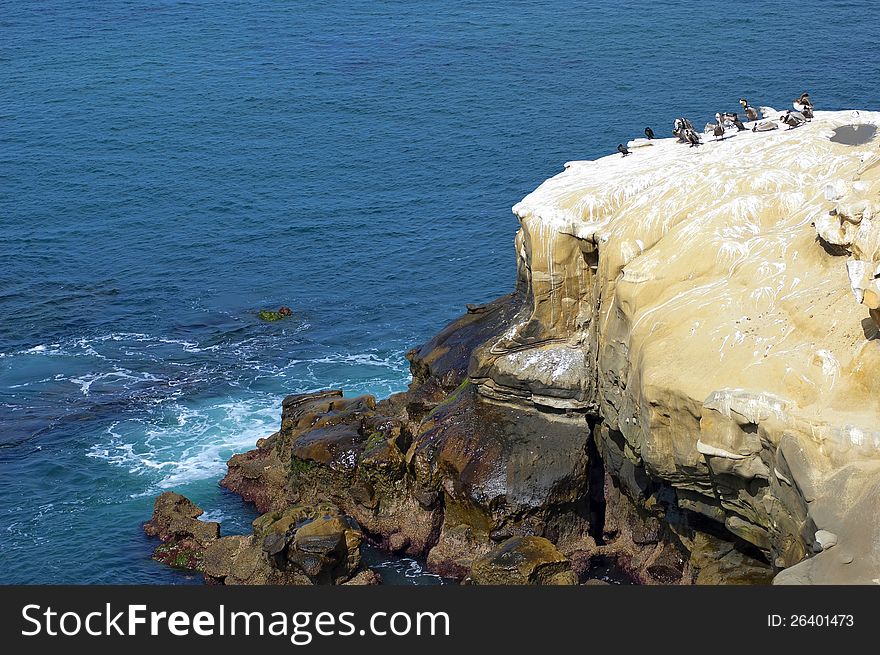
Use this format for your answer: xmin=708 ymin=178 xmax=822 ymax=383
xmin=146 ymin=109 xmax=880 ymax=584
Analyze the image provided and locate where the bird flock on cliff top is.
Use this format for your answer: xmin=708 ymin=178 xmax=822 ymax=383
xmin=617 ymin=93 xmax=814 ymax=157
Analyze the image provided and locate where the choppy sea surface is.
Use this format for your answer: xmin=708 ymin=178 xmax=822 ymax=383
xmin=1 ymin=1 xmax=878 ymax=583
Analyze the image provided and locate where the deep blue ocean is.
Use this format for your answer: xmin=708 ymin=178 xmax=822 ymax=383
xmin=1 ymin=1 xmax=878 ymax=584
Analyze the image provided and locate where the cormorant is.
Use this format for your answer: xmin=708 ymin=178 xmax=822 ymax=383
xmin=617 ymin=143 xmax=630 ymax=157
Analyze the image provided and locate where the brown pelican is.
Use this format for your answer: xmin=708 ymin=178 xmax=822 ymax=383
xmin=793 ymin=92 xmax=813 ymax=113
xmin=739 ymin=98 xmax=759 ymax=121
xmin=673 ymin=118 xmax=686 ymax=141
xmin=780 ymin=110 xmax=806 ymax=129
xmin=712 ymin=117 xmax=725 ymax=141
xmin=673 ymin=117 xmax=698 ymax=143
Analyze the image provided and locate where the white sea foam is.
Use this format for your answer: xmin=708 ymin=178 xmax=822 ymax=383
xmin=70 ymin=368 xmax=163 ymax=396
xmin=88 ymin=396 xmax=283 ymax=492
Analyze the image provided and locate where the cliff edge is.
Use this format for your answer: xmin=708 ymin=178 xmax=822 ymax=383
xmin=150 ymin=109 xmax=880 ymax=585
xmin=473 ymin=109 xmax=880 ymax=584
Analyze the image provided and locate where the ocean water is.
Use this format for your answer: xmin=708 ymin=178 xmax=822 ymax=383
xmin=1 ymin=1 xmax=877 ymax=584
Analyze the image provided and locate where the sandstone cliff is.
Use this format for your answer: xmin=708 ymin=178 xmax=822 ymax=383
xmin=153 ymin=110 xmax=880 ymax=585
xmin=473 ymin=109 xmax=880 ymax=584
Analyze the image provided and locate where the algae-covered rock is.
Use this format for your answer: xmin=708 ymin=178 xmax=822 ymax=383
xmin=144 ymin=492 xmax=220 ymax=572
xmin=468 ymin=536 xmax=577 ymax=585
xmin=203 ymin=503 xmax=365 ymax=586
xmin=258 ymin=306 xmax=293 ymax=321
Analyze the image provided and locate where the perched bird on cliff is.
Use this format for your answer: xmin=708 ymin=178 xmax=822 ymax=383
xmin=712 ymin=120 xmax=725 ymax=141
xmin=672 ymin=117 xmax=701 ymax=147
xmin=793 ymin=93 xmax=814 ymax=120
xmin=644 ymin=127 xmax=655 ymax=140
xmin=739 ymin=98 xmax=759 ymax=121
xmin=751 ymin=120 xmax=779 ymax=132
xmin=794 ymin=92 xmax=813 ymax=112
xmin=789 ymin=109 xmax=808 ymax=125
xmin=673 ymin=117 xmax=696 ymax=143
xmin=719 ymin=111 xmax=747 ymax=131
xmin=780 ymin=110 xmax=806 ymax=129
xmin=617 ymin=143 xmax=630 ymax=157
xmin=673 ymin=117 xmax=685 ymax=140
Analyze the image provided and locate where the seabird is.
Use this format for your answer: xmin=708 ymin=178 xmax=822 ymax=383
xmin=673 ymin=118 xmax=685 ymax=140
xmin=685 ymin=128 xmax=701 ymax=147
xmin=793 ymin=92 xmax=813 ymax=114
xmin=713 ymin=120 xmax=725 ymax=141
xmin=751 ymin=120 xmax=778 ymax=132
xmin=719 ymin=112 xmax=746 ymax=131
xmin=644 ymin=127 xmax=655 ymax=140
xmin=617 ymin=143 xmax=630 ymax=157
xmin=673 ymin=117 xmax=697 ymax=143
xmin=739 ymin=98 xmax=759 ymax=121
xmin=780 ymin=110 xmax=806 ymax=130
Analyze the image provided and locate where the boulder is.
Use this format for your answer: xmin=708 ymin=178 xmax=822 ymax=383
xmin=203 ymin=504 xmax=366 ymax=586
xmin=468 ymin=536 xmax=577 ymax=585
xmin=144 ymin=492 xmax=220 ymax=572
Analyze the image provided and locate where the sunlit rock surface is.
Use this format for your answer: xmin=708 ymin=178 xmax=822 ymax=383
xmin=473 ymin=110 xmax=880 ymax=584
xmin=206 ymin=109 xmax=880 ymax=585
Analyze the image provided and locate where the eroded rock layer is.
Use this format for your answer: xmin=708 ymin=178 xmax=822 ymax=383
xmin=475 ymin=109 xmax=880 ymax=584
xmin=151 ymin=110 xmax=879 ymax=585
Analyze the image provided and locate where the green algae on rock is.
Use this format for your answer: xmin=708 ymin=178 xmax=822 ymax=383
xmin=258 ymin=306 xmax=293 ymax=321
xmin=143 ymin=492 xmax=220 ymax=573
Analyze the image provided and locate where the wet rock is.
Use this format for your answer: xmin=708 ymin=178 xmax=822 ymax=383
xmin=203 ymin=504 xmax=365 ymax=586
xmin=468 ymin=536 xmax=578 ymax=585
xmin=344 ymin=569 xmax=382 ymax=585
xmin=258 ymin=307 xmax=292 ymax=321
xmin=255 ymin=504 xmax=362 ymax=584
xmin=695 ymin=548 xmax=774 ymax=585
xmin=411 ymin=384 xmax=592 ymax=575
xmin=405 ymin=293 xmax=524 ymax=421
xmin=389 ymin=533 xmax=410 ymax=553
xmin=143 ymin=492 xmax=220 ymax=572
xmin=144 ymin=492 xmax=220 ymax=545
xmin=222 ymin=389 xmax=441 ymax=558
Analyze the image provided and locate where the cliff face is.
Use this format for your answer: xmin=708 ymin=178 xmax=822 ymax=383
xmin=473 ymin=110 xmax=880 ymax=583
xmin=187 ymin=110 xmax=880 ymax=585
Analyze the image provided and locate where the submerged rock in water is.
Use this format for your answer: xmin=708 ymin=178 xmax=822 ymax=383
xmin=259 ymin=306 xmax=293 ymax=321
